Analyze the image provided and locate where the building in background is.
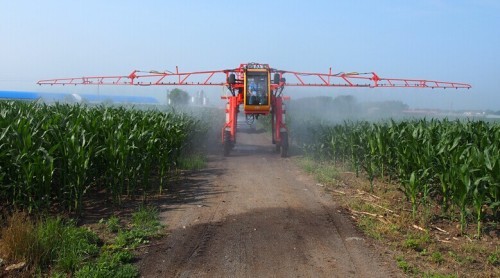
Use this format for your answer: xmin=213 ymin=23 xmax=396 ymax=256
xmin=0 ymin=91 xmax=159 ymax=104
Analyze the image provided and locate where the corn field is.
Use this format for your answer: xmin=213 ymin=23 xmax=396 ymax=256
xmin=303 ymin=119 xmax=499 ymax=236
xmin=0 ymin=101 xmax=202 ymax=213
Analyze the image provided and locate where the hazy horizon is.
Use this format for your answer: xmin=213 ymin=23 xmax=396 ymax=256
xmin=1 ymin=1 xmax=498 ymax=110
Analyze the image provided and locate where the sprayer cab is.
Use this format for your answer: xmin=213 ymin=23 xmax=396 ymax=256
xmin=225 ymin=63 xmax=284 ymax=116
xmin=244 ymin=69 xmax=271 ymax=113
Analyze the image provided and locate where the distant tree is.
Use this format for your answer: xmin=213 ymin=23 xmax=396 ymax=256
xmin=361 ymin=100 xmax=409 ymax=118
xmin=332 ymin=95 xmax=358 ymax=116
xmin=168 ymin=88 xmax=190 ymax=105
xmin=379 ymin=101 xmax=409 ymax=114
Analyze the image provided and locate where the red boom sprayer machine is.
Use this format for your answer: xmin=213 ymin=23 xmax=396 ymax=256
xmin=37 ymin=62 xmax=471 ymax=157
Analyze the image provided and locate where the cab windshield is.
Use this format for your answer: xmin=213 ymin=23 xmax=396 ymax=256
xmin=246 ymin=72 xmax=268 ymax=105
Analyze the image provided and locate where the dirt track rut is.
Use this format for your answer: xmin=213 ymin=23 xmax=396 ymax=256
xmin=137 ymin=127 xmax=401 ymax=277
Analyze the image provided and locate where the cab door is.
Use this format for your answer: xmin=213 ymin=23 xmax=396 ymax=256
xmin=244 ymin=69 xmax=271 ymax=113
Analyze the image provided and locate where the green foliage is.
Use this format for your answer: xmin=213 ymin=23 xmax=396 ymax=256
xmin=114 ymin=229 xmax=150 ymax=249
xmin=297 ymin=157 xmax=339 ymax=185
xmin=36 ymin=217 xmax=65 ymax=266
xmin=396 ymin=255 xmax=416 ymax=274
xmin=0 ymin=101 xmax=202 ymax=212
xmin=357 ymin=216 xmax=382 ymax=240
xmin=404 ymin=237 xmax=423 ymax=252
xmin=488 ymin=248 xmax=499 ymax=266
xmin=54 ymin=224 xmax=100 ymax=273
xmin=298 ymin=157 xmax=319 ymax=175
xmin=303 ymin=119 xmax=500 ymax=236
xmin=113 ymin=206 xmax=163 ymax=249
xmin=431 ymin=251 xmax=444 ymax=264
xmin=178 ymin=153 xmax=206 ymax=170
xmin=75 ymin=250 xmax=138 ymax=278
xmin=168 ymin=88 xmax=190 ymax=106
xmin=132 ymin=206 xmax=160 ymax=228
xmin=105 ymin=216 xmax=120 ymax=233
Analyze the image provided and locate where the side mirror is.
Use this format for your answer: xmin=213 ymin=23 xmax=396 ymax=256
xmin=273 ymin=73 xmax=280 ymax=84
xmin=227 ymin=73 xmax=236 ymax=84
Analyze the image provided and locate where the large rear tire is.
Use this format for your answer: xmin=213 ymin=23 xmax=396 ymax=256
xmin=280 ymin=132 xmax=288 ymax=158
xmin=223 ymin=130 xmax=231 ymax=157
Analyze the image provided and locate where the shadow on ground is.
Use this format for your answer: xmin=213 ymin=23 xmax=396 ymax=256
xmin=79 ymin=164 xmax=226 ymax=225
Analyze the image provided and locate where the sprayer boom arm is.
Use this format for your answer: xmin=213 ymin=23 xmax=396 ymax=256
xmin=37 ymin=69 xmax=227 ymax=86
xmin=37 ymin=64 xmax=471 ymax=89
xmin=281 ymin=70 xmax=471 ymax=89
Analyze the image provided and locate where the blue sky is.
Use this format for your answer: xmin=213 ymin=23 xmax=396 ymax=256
xmin=1 ymin=0 xmax=499 ymax=110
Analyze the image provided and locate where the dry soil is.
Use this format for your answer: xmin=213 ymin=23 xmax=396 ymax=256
xmin=136 ymin=125 xmax=402 ymax=277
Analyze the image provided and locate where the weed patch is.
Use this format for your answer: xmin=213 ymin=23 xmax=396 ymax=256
xmin=430 ymin=251 xmax=444 ymax=264
xmin=297 ymin=157 xmax=339 ymax=185
xmin=403 ymin=233 xmax=430 ymax=252
xmin=178 ymin=153 xmax=206 ymax=170
xmin=0 ymin=207 xmax=164 ymax=277
xmin=75 ymin=250 xmax=138 ymax=278
xmin=396 ymin=255 xmax=416 ymax=274
xmin=487 ymin=248 xmax=499 ymax=266
xmin=104 ymin=215 xmax=120 ymax=233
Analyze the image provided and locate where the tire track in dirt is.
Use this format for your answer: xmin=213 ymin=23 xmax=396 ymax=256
xmin=137 ymin=127 xmax=402 ymax=277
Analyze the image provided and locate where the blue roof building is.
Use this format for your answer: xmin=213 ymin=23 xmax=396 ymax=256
xmin=0 ymin=91 xmax=159 ymax=104
xmin=0 ymin=91 xmax=40 ymax=100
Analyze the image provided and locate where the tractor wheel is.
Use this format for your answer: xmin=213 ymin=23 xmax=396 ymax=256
xmin=223 ymin=130 xmax=231 ymax=156
xmin=280 ymin=132 xmax=288 ymax=158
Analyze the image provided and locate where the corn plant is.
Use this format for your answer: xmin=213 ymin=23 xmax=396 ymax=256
xmin=0 ymin=101 xmax=203 ymax=214
xmin=305 ymin=118 xmax=500 ymax=235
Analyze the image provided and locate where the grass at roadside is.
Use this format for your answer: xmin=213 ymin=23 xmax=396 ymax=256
xmin=0 ymin=151 xmax=207 ymax=277
xmin=0 ymin=206 xmax=163 ymax=277
xmin=297 ymin=158 xmax=339 ymax=185
xmin=178 ymin=153 xmax=207 ymax=171
xmin=295 ymin=156 xmax=499 ymax=278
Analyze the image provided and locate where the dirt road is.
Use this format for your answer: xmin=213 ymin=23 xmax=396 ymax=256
xmin=137 ymin=126 xmax=401 ymax=277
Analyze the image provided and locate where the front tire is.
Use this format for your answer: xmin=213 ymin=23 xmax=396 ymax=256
xmin=280 ymin=132 xmax=288 ymax=158
xmin=223 ymin=130 xmax=231 ymax=156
